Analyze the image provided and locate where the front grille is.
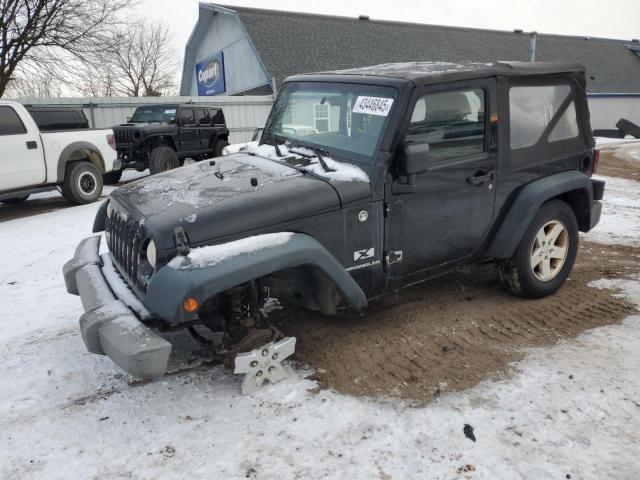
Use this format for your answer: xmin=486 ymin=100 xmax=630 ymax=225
xmin=114 ymin=129 xmax=135 ymax=149
xmin=107 ymin=209 xmax=144 ymax=292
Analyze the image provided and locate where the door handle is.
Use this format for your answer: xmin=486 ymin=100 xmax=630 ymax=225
xmin=26 ymin=141 xmax=38 ymax=150
xmin=467 ymin=170 xmax=495 ymax=186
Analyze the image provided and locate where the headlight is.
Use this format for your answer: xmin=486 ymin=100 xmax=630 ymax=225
xmin=146 ymin=239 xmax=157 ymax=269
xmin=106 ymin=201 xmax=113 ymax=218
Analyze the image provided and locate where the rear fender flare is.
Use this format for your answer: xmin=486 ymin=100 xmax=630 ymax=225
xmin=487 ymin=170 xmax=593 ymax=259
xmin=57 ymin=141 xmax=106 ymax=181
xmin=144 ymin=233 xmax=367 ymax=324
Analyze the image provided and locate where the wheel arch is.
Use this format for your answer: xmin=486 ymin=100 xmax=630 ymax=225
xmin=145 ymin=135 xmax=177 ymax=152
xmin=144 ymin=233 xmax=367 ymax=324
xmin=57 ymin=142 xmax=106 ymax=181
xmin=487 ymin=170 xmax=594 ymax=260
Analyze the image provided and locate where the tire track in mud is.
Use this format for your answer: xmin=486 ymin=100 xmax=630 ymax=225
xmin=284 ymin=242 xmax=639 ymax=402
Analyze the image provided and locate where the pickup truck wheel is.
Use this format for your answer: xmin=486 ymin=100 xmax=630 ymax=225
xmin=61 ymin=162 xmax=103 ymax=205
xmin=149 ymin=146 xmax=178 ymax=174
xmin=213 ymin=139 xmax=230 ymax=157
xmin=497 ymin=200 xmax=578 ymax=299
xmin=1 ymin=194 xmax=29 ymax=205
xmin=103 ymin=169 xmax=123 ymax=185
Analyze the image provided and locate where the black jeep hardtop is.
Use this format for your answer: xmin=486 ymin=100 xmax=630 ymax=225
xmin=64 ymin=61 xmax=604 ymax=381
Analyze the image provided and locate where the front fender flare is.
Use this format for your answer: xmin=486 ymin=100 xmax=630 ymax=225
xmin=144 ymin=233 xmax=367 ymax=324
xmin=487 ymin=170 xmax=594 ymax=259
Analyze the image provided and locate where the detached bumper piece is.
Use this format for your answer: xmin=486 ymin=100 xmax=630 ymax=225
xmin=63 ymin=235 xmax=171 ymax=379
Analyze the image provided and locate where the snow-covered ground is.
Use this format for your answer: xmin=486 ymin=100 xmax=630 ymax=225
xmin=1 ymin=173 xmax=640 ymax=479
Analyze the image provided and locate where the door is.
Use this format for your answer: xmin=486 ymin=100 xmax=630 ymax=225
xmin=196 ymin=109 xmax=212 ymax=149
xmin=0 ymin=105 xmax=45 ymax=191
xmin=384 ymin=80 xmax=498 ymax=277
xmin=176 ymin=108 xmax=200 ymax=152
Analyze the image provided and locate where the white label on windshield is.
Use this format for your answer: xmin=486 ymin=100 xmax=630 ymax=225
xmin=352 ymin=96 xmax=394 ymax=116
xmin=164 ymin=109 xmax=176 ymax=114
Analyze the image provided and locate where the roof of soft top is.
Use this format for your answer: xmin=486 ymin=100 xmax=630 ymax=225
xmin=298 ymin=61 xmax=586 ymax=85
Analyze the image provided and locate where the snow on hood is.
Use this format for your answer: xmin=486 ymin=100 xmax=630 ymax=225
xmin=245 ymin=143 xmax=370 ymax=183
xmin=168 ymin=232 xmax=295 ymax=269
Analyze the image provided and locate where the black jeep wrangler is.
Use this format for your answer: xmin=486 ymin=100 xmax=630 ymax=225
xmin=64 ymin=62 xmax=604 ymax=384
xmin=109 ymin=104 xmax=229 ymax=182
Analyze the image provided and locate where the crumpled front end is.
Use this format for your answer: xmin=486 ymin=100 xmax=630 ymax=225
xmin=62 ymin=235 xmax=171 ymax=379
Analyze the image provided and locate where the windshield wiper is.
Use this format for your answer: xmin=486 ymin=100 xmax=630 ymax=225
xmin=259 ymin=131 xmax=285 ymax=157
xmin=290 ymin=144 xmax=335 ymax=173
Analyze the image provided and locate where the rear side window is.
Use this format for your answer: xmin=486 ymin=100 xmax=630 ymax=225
xmin=179 ymin=109 xmax=196 ymax=126
xmin=406 ymin=88 xmax=486 ymax=160
xmin=28 ymin=110 xmax=88 ymax=131
xmin=509 ymin=85 xmax=577 ymax=149
xmin=211 ymin=109 xmax=224 ymax=124
xmin=0 ymin=106 xmax=27 ymax=135
xmin=196 ymin=109 xmax=211 ymax=126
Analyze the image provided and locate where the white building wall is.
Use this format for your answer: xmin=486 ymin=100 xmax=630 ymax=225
xmin=587 ymin=95 xmax=640 ymax=130
xmin=18 ymin=95 xmax=275 ymax=144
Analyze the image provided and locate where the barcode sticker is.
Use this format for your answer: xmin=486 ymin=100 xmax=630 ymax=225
xmin=352 ymin=96 xmax=394 ymax=116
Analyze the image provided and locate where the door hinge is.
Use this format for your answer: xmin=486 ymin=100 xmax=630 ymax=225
xmin=385 ymin=250 xmax=403 ymax=265
xmin=173 ymin=226 xmax=190 ymax=255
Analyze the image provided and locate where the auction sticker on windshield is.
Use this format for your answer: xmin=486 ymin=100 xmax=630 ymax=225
xmin=352 ymin=96 xmax=394 ymax=116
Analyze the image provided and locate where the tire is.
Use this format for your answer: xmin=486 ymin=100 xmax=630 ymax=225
xmin=103 ymin=169 xmax=123 ymax=185
xmin=213 ymin=139 xmax=230 ymax=157
xmin=148 ymin=146 xmax=179 ymax=175
xmin=1 ymin=194 xmax=29 ymax=205
xmin=61 ymin=161 xmax=103 ymax=205
xmin=497 ymin=200 xmax=579 ymax=299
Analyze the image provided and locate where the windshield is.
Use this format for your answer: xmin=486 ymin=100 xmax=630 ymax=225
xmin=264 ymin=82 xmax=398 ymax=162
xmin=130 ymin=105 xmax=177 ymax=123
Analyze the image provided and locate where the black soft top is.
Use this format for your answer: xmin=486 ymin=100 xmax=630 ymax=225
xmin=291 ymin=61 xmax=586 ymax=86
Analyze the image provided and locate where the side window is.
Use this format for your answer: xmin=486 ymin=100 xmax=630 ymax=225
xmin=0 ymin=106 xmax=27 ymax=135
xmin=406 ymin=88 xmax=485 ymax=160
xmin=548 ymin=101 xmax=579 ymax=142
xmin=179 ymin=109 xmax=196 ymax=126
xmin=196 ymin=109 xmax=210 ymax=126
xmin=509 ymin=85 xmax=574 ymax=149
xmin=210 ymin=109 xmax=224 ymax=124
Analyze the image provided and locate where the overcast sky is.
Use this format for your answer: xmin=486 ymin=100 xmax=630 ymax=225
xmin=135 ymin=0 xmax=640 ymax=57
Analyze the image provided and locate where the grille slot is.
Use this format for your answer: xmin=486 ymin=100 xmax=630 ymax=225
xmin=108 ymin=210 xmax=144 ymax=291
xmin=114 ymin=129 xmax=134 ymax=150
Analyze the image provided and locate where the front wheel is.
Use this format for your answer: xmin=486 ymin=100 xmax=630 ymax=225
xmin=497 ymin=200 xmax=579 ymax=299
xmin=61 ymin=161 xmax=103 ymax=205
xmin=149 ymin=146 xmax=179 ymax=175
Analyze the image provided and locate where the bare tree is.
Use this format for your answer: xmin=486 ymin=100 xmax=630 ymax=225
xmin=4 ymin=71 xmax=65 ymax=98
xmin=0 ymin=0 xmax=133 ymax=98
xmin=79 ymin=20 xmax=178 ymax=97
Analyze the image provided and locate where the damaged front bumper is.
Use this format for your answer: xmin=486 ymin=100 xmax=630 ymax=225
xmin=62 ymin=235 xmax=171 ymax=379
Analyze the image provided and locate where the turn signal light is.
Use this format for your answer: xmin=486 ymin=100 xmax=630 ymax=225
xmin=183 ymin=297 xmax=199 ymax=313
xmin=594 ymin=149 xmax=600 ymax=173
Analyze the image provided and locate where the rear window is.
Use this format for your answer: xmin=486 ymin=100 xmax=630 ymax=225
xmin=0 ymin=106 xmax=27 ymax=135
xmin=509 ymin=85 xmax=578 ymax=149
xmin=28 ymin=110 xmax=88 ymax=131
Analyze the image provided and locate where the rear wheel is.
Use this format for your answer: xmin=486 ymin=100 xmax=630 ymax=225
xmin=213 ymin=139 xmax=230 ymax=157
xmin=1 ymin=195 xmax=29 ymax=205
xmin=497 ymin=200 xmax=578 ymax=298
xmin=103 ymin=168 xmax=123 ymax=185
xmin=149 ymin=146 xmax=179 ymax=175
xmin=61 ymin=161 xmax=103 ymax=204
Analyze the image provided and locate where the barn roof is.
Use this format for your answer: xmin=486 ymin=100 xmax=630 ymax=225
xmin=199 ymin=4 xmax=640 ymax=94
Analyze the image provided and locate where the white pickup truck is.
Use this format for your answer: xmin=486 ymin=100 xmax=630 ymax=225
xmin=0 ymin=100 xmax=119 ymax=205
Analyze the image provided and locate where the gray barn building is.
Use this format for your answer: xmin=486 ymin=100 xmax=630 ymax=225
xmin=180 ymin=3 xmax=640 ymax=128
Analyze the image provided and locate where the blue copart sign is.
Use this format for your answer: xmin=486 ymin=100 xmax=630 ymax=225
xmin=196 ymin=51 xmax=226 ymax=96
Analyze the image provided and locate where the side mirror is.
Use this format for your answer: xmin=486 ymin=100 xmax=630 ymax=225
xmin=126 ymin=116 xmax=132 ymax=123
xmin=398 ymin=142 xmax=430 ymax=176
xmin=169 ymin=116 xmax=176 ymax=125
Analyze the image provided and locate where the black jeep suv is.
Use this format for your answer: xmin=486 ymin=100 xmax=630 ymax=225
xmin=64 ymin=61 xmax=604 ymax=381
xmin=110 ymin=103 xmax=229 ymax=182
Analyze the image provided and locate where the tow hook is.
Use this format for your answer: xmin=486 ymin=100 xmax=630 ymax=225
xmin=234 ymin=337 xmax=296 ymax=394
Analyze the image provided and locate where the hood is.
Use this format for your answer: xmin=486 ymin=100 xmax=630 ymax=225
xmin=113 ymin=123 xmax=174 ymax=135
xmin=110 ymin=153 xmax=363 ymax=249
